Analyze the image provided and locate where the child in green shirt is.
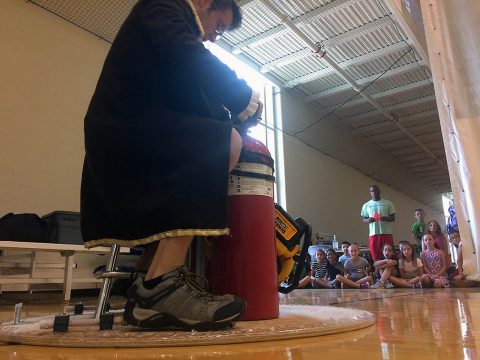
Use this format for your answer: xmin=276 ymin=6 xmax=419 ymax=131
xmin=411 ymin=208 xmax=426 ymax=254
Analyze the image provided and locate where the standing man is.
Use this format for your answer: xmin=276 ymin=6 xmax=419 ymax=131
xmin=81 ymin=0 xmax=263 ymax=331
xmin=361 ymin=185 xmax=396 ymax=261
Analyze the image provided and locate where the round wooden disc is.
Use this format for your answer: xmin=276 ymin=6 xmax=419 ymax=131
xmin=0 ymin=305 xmax=374 ymax=347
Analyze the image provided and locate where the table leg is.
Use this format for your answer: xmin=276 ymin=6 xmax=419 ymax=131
xmin=61 ymin=251 xmax=75 ymax=302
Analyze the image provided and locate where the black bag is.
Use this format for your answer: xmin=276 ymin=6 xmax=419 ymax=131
xmin=0 ymin=213 xmax=49 ymax=243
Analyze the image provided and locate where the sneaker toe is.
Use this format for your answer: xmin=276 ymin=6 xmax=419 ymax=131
xmin=213 ymin=296 xmax=246 ymax=322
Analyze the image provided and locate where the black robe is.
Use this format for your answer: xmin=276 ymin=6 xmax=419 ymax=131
xmin=81 ymin=0 xmax=252 ymax=248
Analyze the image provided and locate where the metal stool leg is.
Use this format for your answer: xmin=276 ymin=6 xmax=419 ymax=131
xmin=94 ymin=244 xmax=121 ymax=319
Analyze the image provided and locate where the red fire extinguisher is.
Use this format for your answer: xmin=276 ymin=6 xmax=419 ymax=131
xmin=211 ymin=132 xmax=279 ymax=321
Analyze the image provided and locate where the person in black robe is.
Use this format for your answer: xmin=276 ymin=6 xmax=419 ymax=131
xmin=81 ymin=0 xmax=262 ymax=330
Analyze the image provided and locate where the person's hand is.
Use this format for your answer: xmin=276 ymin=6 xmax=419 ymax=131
xmin=234 ymin=101 xmax=263 ymax=130
xmin=253 ymin=101 xmax=263 ymax=120
xmin=368 ymin=217 xmax=375 ymax=223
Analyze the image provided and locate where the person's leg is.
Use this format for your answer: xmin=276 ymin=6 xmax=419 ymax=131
xmin=356 ymin=275 xmax=372 ymax=285
xmin=124 ymin=234 xmax=246 ymax=330
xmin=145 ymin=236 xmax=194 ymax=280
xmin=422 ymin=274 xmax=433 ymax=287
xmin=389 ymin=276 xmax=413 ymax=288
xmin=123 ymin=129 xmax=246 ymax=330
xmin=313 ymin=278 xmax=331 ymax=288
xmin=379 ymin=267 xmax=392 ymax=283
xmin=369 ymin=235 xmax=377 ymax=262
xmin=298 ymin=275 xmax=313 ymax=288
xmin=336 ymin=275 xmax=361 ymax=288
xmin=136 ymin=129 xmax=242 ymax=275
xmin=135 ymin=242 xmax=159 ymax=273
xmin=370 ymin=235 xmax=383 ymax=262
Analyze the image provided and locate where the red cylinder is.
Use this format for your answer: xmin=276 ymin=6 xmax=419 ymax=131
xmin=211 ymin=134 xmax=279 ymax=320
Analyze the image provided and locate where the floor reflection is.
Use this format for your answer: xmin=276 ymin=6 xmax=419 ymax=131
xmin=1 ymin=289 xmax=480 ymax=359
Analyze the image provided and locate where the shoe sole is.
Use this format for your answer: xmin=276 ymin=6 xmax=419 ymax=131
xmin=123 ymin=299 xmax=246 ymax=331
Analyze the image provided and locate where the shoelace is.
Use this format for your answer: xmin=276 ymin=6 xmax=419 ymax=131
xmin=177 ymin=269 xmax=214 ymax=303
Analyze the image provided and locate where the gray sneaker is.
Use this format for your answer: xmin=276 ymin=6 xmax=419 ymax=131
xmin=123 ymin=267 xmax=246 ymax=331
xmin=371 ymin=281 xmax=385 ymax=289
xmin=384 ymin=280 xmax=394 ymax=289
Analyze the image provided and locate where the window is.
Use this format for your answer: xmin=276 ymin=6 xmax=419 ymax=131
xmin=205 ymin=43 xmax=286 ymax=207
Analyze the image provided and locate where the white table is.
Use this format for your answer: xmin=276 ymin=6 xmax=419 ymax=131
xmin=0 ymin=241 xmax=129 ymax=301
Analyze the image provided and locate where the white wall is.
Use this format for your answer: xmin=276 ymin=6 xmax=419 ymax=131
xmin=0 ymin=0 xmax=109 ymax=216
xmin=280 ymin=90 xmax=445 ymax=246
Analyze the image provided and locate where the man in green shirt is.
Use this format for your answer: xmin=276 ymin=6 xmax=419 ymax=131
xmin=361 ymin=185 xmax=396 ymax=262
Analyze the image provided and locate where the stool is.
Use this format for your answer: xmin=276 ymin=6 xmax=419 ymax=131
xmin=94 ymin=244 xmax=132 ymax=319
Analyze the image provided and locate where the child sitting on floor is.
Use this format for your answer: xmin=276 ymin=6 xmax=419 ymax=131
xmin=371 ymin=243 xmax=398 ymax=288
xmin=322 ymin=248 xmax=344 ymax=288
xmin=421 ymin=234 xmax=450 ymax=288
xmin=298 ymin=249 xmax=327 ymax=288
xmin=336 ymin=244 xmax=372 ymax=289
xmin=389 ymin=241 xmax=426 ymax=288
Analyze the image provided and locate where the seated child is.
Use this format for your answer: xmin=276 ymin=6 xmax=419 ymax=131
xmin=397 ymin=240 xmax=409 ymax=260
xmin=448 ymin=231 xmax=478 ymax=288
xmin=421 ymin=234 xmax=450 ymax=288
xmin=389 ymin=241 xmax=426 ymax=288
xmin=298 ymin=249 xmax=327 ymax=288
xmin=321 ymin=248 xmax=344 ymax=288
xmin=336 ymin=244 xmax=372 ymax=288
xmin=338 ymin=241 xmax=351 ymax=264
xmin=371 ymin=243 xmax=398 ymax=288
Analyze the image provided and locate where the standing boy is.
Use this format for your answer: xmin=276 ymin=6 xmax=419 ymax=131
xmin=412 ymin=208 xmax=426 ymax=254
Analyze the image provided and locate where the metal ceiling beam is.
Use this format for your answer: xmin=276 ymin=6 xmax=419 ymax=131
xmin=305 ymin=61 xmax=425 ymax=101
xmin=284 ymin=41 xmax=410 ymax=87
xmin=233 ymin=0 xmax=357 ymax=54
xmin=414 ymin=170 xmax=449 ymax=179
xmin=320 ymin=78 xmax=432 ymax=113
xmin=396 ymin=108 xmax=438 ymax=121
xmin=260 ymin=0 xmax=446 ymax=171
xmin=406 ymin=158 xmax=438 ymax=167
xmin=391 ymin=144 xmax=444 ymax=158
xmin=260 ymin=16 xmax=392 ymax=73
xmin=337 ymin=94 xmax=436 ymax=122
xmin=409 ymin=163 xmax=443 ymax=171
xmin=237 ymin=0 xmax=256 ymax=8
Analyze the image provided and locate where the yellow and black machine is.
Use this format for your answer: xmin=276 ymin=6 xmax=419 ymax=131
xmin=275 ymin=203 xmax=312 ymax=293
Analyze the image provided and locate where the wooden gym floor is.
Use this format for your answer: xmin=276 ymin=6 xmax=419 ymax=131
xmin=1 ymin=287 xmax=479 ymax=359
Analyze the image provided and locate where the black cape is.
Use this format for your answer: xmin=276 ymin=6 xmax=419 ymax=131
xmin=81 ymin=0 xmax=253 ymax=248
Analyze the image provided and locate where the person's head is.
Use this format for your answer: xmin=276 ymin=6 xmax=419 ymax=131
xmin=401 ymin=242 xmax=416 ymax=261
xmin=341 ymin=241 xmax=351 ymax=255
xmin=398 ymin=240 xmax=409 ymax=253
xmin=326 ymin=249 xmax=337 ymax=264
xmin=427 ymin=219 xmax=443 ymax=236
xmin=449 ymin=231 xmax=461 ymax=247
xmin=414 ymin=209 xmax=425 ymax=222
xmin=382 ymin=243 xmax=394 ymax=259
xmin=348 ymin=244 xmax=360 ymax=258
xmin=369 ymin=185 xmax=381 ymax=201
xmin=194 ymin=0 xmax=242 ymax=42
xmin=422 ymin=234 xmax=435 ymax=250
xmin=315 ymin=249 xmax=326 ymax=263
